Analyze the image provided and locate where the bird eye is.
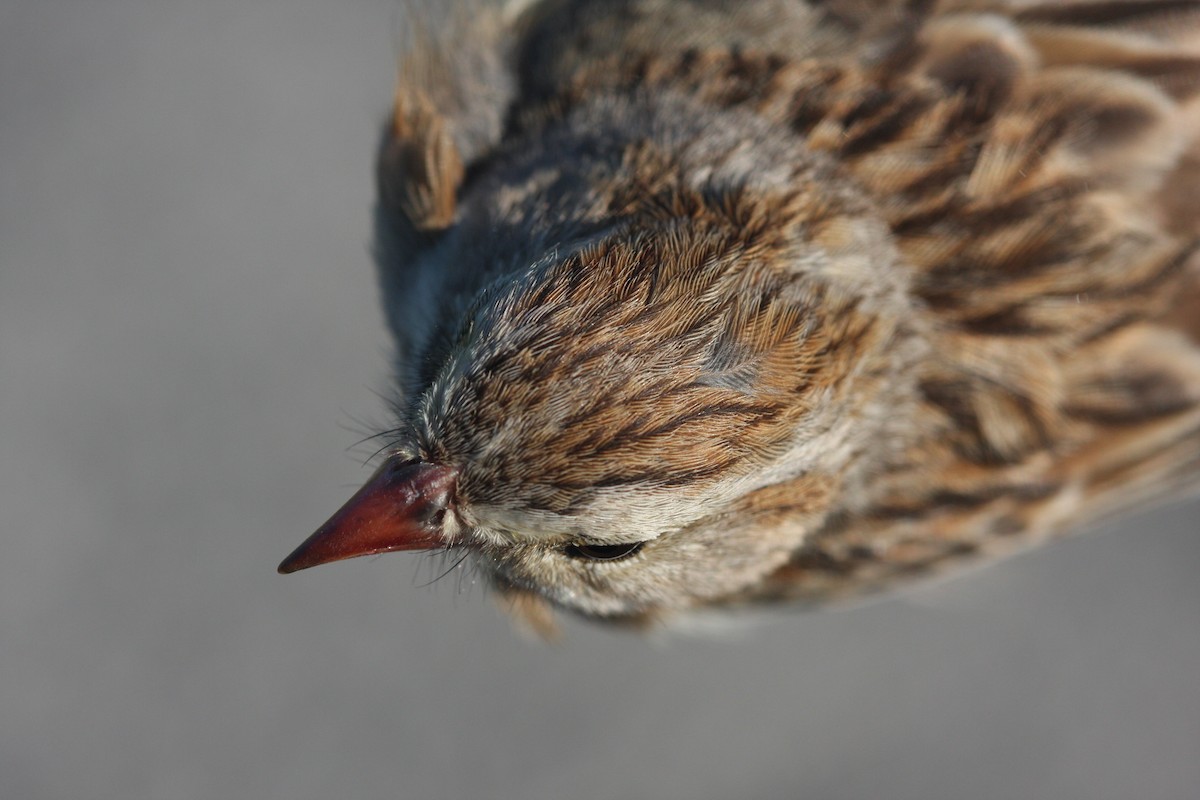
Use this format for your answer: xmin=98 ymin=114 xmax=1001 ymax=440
xmin=563 ymin=541 xmax=645 ymax=561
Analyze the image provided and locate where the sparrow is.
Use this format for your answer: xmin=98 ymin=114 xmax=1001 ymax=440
xmin=279 ymin=0 xmax=1200 ymax=632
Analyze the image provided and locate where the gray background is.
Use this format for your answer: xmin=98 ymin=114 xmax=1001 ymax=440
xmin=2 ymin=2 xmax=1198 ymax=799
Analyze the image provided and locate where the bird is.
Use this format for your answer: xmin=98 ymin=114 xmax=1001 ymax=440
xmin=278 ymin=0 xmax=1200 ymax=633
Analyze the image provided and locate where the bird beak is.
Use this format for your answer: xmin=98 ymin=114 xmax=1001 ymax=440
xmin=277 ymin=458 xmax=457 ymax=574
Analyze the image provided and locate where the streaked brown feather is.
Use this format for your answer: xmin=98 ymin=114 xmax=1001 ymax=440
xmin=720 ymin=0 xmax=1200 ymax=605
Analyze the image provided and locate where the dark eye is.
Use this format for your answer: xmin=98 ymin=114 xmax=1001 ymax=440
xmin=563 ymin=541 xmax=645 ymax=561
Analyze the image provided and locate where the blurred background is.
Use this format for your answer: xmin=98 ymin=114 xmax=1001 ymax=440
xmin=2 ymin=2 xmax=1198 ymax=798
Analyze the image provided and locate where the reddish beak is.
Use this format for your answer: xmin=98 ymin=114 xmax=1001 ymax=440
xmin=277 ymin=458 xmax=457 ymax=574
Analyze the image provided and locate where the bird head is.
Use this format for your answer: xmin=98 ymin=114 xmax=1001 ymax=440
xmin=280 ymin=174 xmax=923 ymax=626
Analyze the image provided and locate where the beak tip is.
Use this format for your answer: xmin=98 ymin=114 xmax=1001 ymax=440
xmin=276 ymin=548 xmax=311 ymax=574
